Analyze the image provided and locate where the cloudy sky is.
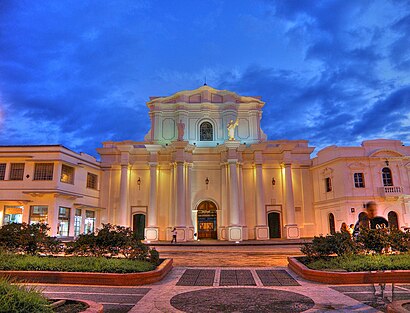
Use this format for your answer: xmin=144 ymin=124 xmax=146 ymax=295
xmin=0 ymin=0 xmax=409 ymax=157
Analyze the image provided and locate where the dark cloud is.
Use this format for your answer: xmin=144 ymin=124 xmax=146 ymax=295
xmin=0 ymin=0 xmax=409 ymax=157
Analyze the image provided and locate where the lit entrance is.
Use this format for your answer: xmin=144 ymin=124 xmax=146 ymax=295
xmin=133 ymin=213 xmax=146 ymax=240
xmin=197 ymin=200 xmax=217 ymax=239
xmin=268 ymin=212 xmax=281 ymax=238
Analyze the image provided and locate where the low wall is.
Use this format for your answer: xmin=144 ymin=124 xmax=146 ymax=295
xmin=0 ymin=258 xmax=173 ymax=286
xmin=288 ymin=257 xmax=410 ymax=284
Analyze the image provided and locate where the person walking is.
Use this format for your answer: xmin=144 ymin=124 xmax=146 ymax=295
xmin=171 ymin=227 xmax=177 ymax=244
xmin=353 ymin=201 xmax=388 ymax=237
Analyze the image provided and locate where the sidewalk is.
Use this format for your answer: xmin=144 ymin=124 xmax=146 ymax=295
xmin=147 ymin=238 xmax=311 ymax=247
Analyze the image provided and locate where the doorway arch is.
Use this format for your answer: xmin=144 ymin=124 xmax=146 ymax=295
xmin=328 ymin=213 xmax=336 ymax=235
xmin=268 ymin=212 xmax=281 ymax=238
xmin=132 ymin=213 xmax=146 ymax=240
xmin=388 ymin=211 xmax=399 ymax=229
xmin=197 ymin=200 xmax=217 ymax=239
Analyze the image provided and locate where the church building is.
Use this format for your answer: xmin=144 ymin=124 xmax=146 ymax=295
xmin=0 ymin=85 xmax=409 ymax=241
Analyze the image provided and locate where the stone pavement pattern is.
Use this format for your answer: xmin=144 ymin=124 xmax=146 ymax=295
xmin=37 ymin=267 xmax=410 ymax=312
xmin=170 ymin=288 xmax=315 ymax=313
xmin=39 ymin=285 xmax=150 ymax=313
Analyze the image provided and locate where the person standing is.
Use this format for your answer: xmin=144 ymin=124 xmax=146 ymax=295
xmin=348 ymin=224 xmax=355 ymax=236
xmin=353 ymin=201 xmax=388 ymax=237
xmin=340 ymin=222 xmax=349 ymax=233
xmin=171 ymin=227 xmax=177 ymax=244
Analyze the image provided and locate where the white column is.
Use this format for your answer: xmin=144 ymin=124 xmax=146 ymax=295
xmin=255 ymin=163 xmax=269 ymax=240
xmin=284 ymin=163 xmax=299 ymax=238
xmin=145 ymin=163 xmax=159 ymax=241
xmin=228 ymin=160 xmax=243 ymax=241
xmin=238 ymin=164 xmax=247 ymax=240
xmin=118 ymin=164 xmax=129 ymax=226
xmin=219 ymin=163 xmax=228 ymax=240
xmin=255 ymin=164 xmax=266 ymax=226
xmin=185 ymin=163 xmax=194 ymax=240
xmin=229 ymin=161 xmax=240 ymax=225
xmin=175 ymin=162 xmax=186 ymax=226
xmin=147 ymin=163 xmax=157 ymax=227
xmin=175 ymin=161 xmax=187 ymax=241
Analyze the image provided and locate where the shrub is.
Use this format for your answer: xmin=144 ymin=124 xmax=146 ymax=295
xmin=389 ymin=228 xmax=410 ymax=252
xmin=68 ymin=223 xmax=158 ymax=262
xmin=149 ymin=248 xmax=160 ymax=265
xmin=329 ymin=232 xmax=358 ymax=256
xmin=0 ymin=277 xmax=52 ymax=313
xmin=0 ymin=223 xmax=61 ymax=255
xmin=356 ymin=227 xmax=389 ymax=254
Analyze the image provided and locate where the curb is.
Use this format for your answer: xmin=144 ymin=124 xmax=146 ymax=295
xmin=0 ymin=258 xmax=173 ymax=286
xmin=288 ymin=257 xmax=410 ymax=284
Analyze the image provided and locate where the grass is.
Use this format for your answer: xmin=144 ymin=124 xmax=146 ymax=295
xmin=0 ymin=277 xmax=52 ymax=313
xmin=303 ymin=253 xmax=410 ymax=272
xmin=0 ymin=252 xmax=156 ymax=274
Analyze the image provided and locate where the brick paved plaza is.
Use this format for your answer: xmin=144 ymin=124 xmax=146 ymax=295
xmin=30 ymin=245 xmax=409 ymax=312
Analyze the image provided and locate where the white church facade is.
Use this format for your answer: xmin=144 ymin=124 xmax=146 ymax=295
xmin=0 ymin=86 xmax=409 ymax=241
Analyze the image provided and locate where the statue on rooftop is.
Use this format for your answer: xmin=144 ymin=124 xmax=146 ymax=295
xmin=227 ymin=119 xmax=239 ymax=141
xmin=177 ymin=120 xmax=185 ymax=141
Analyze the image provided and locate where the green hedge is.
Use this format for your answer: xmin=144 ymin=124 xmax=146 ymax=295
xmin=301 ymin=228 xmax=410 ymax=260
xmin=0 ymin=277 xmax=52 ymax=313
xmin=0 ymin=252 xmax=156 ymax=273
xmin=304 ymin=253 xmax=410 ymax=272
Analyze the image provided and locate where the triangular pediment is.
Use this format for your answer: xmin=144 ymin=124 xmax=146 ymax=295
xmin=147 ymin=85 xmax=264 ymax=105
xmin=370 ymin=149 xmax=404 ymax=158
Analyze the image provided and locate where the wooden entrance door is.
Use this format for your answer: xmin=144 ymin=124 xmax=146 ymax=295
xmin=197 ymin=201 xmax=217 ymax=239
xmin=133 ymin=214 xmax=146 ymax=240
xmin=268 ymin=212 xmax=281 ymax=238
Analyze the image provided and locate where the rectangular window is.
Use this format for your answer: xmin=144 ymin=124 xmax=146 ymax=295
xmin=84 ymin=210 xmax=95 ymax=233
xmin=354 ymin=173 xmax=365 ymax=188
xmin=0 ymin=163 xmax=6 ymax=180
xmin=74 ymin=209 xmax=82 ymax=237
xmin=3 ymin=205 xmax=23 ymax=224
xmin=325 ymin=177 xmax=332 ymax=192
xmin=29 ymin=206 xmax=48 ymax=224
xmin=57 ymin=207 xmax=70 ymax=237
xmin=9 ymin=163 xmax=25 ymax=180
xmin=60 ymin=164 xmax=74 ymax=184
xmin=33 ymin=163 xmax=54 ymax=181
xmin=86 ymin=172 xmax=98 ymax=189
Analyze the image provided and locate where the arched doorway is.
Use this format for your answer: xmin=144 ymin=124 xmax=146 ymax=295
xmin=328 ymin=213 xmax=336 ymax=235
xmin=197 ymin=200 xmax=217 ymax=239
xmin=388 ymin=211 xmax=399 ymax=229
xmin=133 ymin=213 xmax=146 ymax=240
xmin=268 ymin=212 xmax=281 ymax=238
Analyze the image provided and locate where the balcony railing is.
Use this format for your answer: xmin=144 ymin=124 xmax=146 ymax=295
xmin=379 ymin=186 xmax=403 ymax=197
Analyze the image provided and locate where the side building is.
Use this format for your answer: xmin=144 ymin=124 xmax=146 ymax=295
xmin=312 ymin=139 xmax=410 ymax=235
xmin=0 ymin=145 xmax=102 ymax=237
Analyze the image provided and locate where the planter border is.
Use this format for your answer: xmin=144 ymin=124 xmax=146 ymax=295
xmin=288 ymin=257 xmax=410 ymax=284
xmin=0 ymin=258 xmax=172 ymax=286
xmin=50 ymin=298 xmax=103 ymax=313
xmin=387 ymin=300 xmax=410 ymax=313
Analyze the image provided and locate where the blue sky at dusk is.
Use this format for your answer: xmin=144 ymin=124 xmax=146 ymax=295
xmin=0 ymin=0 xmax=409 ymax=157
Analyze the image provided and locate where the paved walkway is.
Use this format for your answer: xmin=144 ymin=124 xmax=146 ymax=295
xmin=31 ymin=245 xmax=404 ymax=312
xmin=152 ymin=245 xmax=303 ymax=266
xmin=35 ymin=267 xmax=407 ymax=312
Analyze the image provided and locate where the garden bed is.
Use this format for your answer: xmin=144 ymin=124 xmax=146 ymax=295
xmin=302 ymin=254 xmax=410 ymax=272
xmin=0 ymin=257 xmax=173 ymax=286
xmin=0 ymin=253 xmax=156 ymax=273
xmin=288 ymin=256 xmax=410 ymax=284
